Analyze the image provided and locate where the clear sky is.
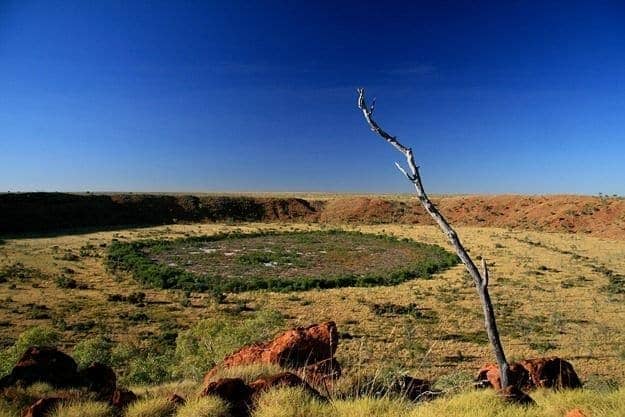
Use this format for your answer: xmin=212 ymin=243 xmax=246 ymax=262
xmin=1 ymin=1 xmax=624 ymax=194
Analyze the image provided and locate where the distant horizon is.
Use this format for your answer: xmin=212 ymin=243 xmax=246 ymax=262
xmin=2 ymin=2 xmax=624 ymax=194
xmin=1 ymin=190 xmax=620 ymax=199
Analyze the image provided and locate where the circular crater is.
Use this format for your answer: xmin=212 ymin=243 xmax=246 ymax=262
xmin=107 ymin=230 xmax=458 ymax=293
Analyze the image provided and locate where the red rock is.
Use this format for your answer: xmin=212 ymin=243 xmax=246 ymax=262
xmin=249 ymin=372 xmax=324 ymax=401
xmin=203 ymin=373 xmax=326 ymax=417
xmin=79 ymin=362 xmax=116 ymax=398
xmin=110 ymin=388 xmax=137 ymax=409
xmin=518 ymin=357 xmax=582 ymax=389
xmin=475 ymin=357 xmax=580 ymax=390
xmin=204 ymin=322 xmax=339 ymax=386
xmin=21 ymin=397 xmax=63 ymax=417
xmin=202 ymin=378 xmax=254 ymax=417
xmin=475 ymin=362 xmax=529 ymax=390
xmin=475 ymin=363 xmax=501 ymax=389
xmin=8 ymin=346 xmax=79 ymax=388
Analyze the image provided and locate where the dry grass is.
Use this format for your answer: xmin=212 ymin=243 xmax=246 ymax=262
xmin=1 ymin=221 xmax=625 ymax=387
xmin=124 ymin=397 xmax=176 ymax=417
xmin=251 ymin=387 xmax=625 ymax=417
xmin=173 ymin=396 xmax=230 ymax=417
xmin=49 ymin=401 xmax=113 ymax=417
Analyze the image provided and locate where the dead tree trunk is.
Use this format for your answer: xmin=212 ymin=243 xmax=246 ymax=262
xmin=356 ymin=88 xmax=510 ymax=389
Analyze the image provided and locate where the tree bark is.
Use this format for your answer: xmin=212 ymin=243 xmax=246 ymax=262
xmin=356 ymin=88 xmax=510 ymax=388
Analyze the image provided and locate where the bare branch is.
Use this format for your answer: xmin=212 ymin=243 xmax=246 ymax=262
xmin=394 ymin=162 xmax=412 ymax=180
xmin=357 ymin=88 xmax=411 ymax=156
xmin=357 ymin=88 xmax=510 ymax=389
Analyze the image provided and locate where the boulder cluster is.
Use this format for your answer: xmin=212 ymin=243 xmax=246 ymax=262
xmin=475 ymin=357 xmax=582 ymax=391
xmin=475 ymin=357 xmax=582 ymax=405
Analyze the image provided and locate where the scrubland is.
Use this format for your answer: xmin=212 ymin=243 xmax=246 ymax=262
xmin=2 ymin=195 xmax=625 ymax=416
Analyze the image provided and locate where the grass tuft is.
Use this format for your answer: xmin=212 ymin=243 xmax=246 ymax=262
xmin=174 ymin=396 xmax=229 ymax=417
xmin=124 ymin=397 xmax=176 ymax=417
xmin=254 ymin=387 xmax=329 ymax=417
xmin=50 ymin=401 xmax=113 ymax=417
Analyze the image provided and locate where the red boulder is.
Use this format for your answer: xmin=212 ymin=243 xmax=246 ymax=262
xmin=475 ymin=357 xmax=581 ymax=390
xmin=8 ymin=346 xmax=79 ymax=388
xmin=518 ymin=357 xmax=582 ymax=389
xmin=79 ymin=362 xmax=116 ymax=398
xmin=204 ymin=322 xmax=339 ymax=385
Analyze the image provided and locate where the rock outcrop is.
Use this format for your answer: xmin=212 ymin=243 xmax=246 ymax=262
xmin=476 ymin=357 xmax=581 ymax=390
xmin=4 ymin=346 xmax=79 ymax=388
xmin=517 ymin=357 xmax=582 ymax=389
xmin=79 ymin=362 xmax=117 ymax=399
xmin=204 ymin=322 xmax=341 ymax=385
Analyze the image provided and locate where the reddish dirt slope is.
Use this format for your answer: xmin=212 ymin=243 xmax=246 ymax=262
xmin=319 ymin=195 xmax=625 ymax=239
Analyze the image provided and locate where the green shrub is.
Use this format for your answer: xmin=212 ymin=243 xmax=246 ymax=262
xmin=124 ymin=352 xmax=174 ymax=386
xmin=0 ymin=262 xmax=45 ymax=283
xmin=72 ymin=336 xmax=113 ymax=368
xmin=0 ymin=326 xmax=60 ymax=377
xmin=55 ymin=275 xmax=80 ymax=289
xmin=55 ymin=275 xmax=77 ymax=288
xmin=172 ymin=309 xmax=284 ymax=380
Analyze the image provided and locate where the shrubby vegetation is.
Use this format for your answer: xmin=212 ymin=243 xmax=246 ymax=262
xmin=106 ymin=230 xmax=459 ymax=294
xmin=72 ymin=336 xmax=114 ymax=368
xmin=172 ymin=309 xmax=284 ymax=380
xmin=0 ymin=309 xmax=285 ymax=386
xmin=0 ymin=262 xmax=45 ymax=283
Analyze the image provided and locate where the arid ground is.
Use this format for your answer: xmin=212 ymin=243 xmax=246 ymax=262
xmin=2 ymin=194 xmax=625 ymax=383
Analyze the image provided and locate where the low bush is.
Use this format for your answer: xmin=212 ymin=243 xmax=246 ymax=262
xmin=72 ymin=335 xmax=113 ymax=368
xmin=0 ymin=262 xmax=45 ymax=283
xmin=55 ymin=275 xmax=87 ymax=289
xmin=172 ymin=309 xmax=284 ymax=380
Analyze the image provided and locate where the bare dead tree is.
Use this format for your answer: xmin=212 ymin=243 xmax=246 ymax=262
xmin=356 ymin=88 xmax=510 ymax=389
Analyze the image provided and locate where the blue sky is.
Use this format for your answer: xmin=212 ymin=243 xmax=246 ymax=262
xmin=1 ymin=1 xmax=624 ymax=194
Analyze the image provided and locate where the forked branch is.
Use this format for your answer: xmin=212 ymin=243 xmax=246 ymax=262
xmin=356 ymin=88 xmax=510 ymax=388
